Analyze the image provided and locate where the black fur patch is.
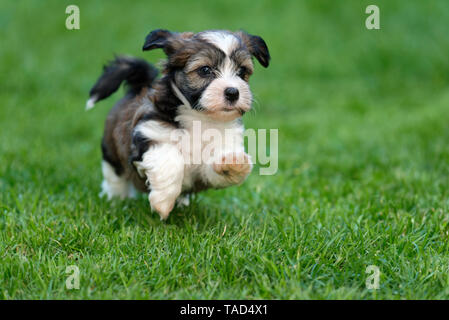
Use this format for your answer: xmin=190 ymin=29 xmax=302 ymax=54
xmin=181 ymin=84 xmax=209 ymax=111
xmin=142 ymin=29 xmax=173 ymax=52
xmin=101 ymin=138 xmax=124 ymax=176
xmin=244 ymin=33 xmax=270 ymax=68
xmin=152 ymin=72 xmax=185 ymax=120
xmin=89 ymin=56 xmax=158 ymax=103
xmin=129 ymin=109 xmax=179 ymax=165
xmin=139 ymin=109 xmax=179 ymax=126
xmin=129 ymin=131 xmax=152 ymax=163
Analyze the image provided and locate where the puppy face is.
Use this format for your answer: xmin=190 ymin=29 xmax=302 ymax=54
xmin=143 ymin=29 xmax=270 ymax=121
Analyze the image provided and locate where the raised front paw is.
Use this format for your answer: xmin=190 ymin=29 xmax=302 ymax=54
xmin=213 ymin=153 xmax=252 ymax=185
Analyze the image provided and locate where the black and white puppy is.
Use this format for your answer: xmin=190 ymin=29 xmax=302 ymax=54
xmin=86 ymin=29 xmax=270 ymax=220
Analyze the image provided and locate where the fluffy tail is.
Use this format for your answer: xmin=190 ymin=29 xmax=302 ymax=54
xmin=86 ymin=56 xmax=158 ymax=110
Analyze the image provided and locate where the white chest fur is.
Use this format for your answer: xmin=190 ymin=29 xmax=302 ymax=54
xmin=134 ymin=105 xmax=245 ymax=191
xmin=175 ymin=105 xmax=245 ymax=190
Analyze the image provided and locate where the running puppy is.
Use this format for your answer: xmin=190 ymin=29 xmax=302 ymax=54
xmin=87 ymin=29 xmax=270 ymax=220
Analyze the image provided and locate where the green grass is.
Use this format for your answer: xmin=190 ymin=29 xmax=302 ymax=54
xmin=1 ymin=0 xmax=449 ymax=299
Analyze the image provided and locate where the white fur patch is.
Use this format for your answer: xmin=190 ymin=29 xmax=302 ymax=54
xmin=134 ymin=120 xmax=175 ymax=144
xmin=100 ymin=161 xmax=136 ymax=199
xmin=135 ymin=143 xmax=184 ymax=220
xmin=199 ymin=31 xmax=240 ymax=55
xmin=85 ymin=96 xmax=98 ymax=110
xmin=176 ymin=194 xmax=190 ymax=207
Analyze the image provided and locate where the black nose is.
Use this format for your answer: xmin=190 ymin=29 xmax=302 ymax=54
xmin=224 ymin=87 xmax=239 ymax=103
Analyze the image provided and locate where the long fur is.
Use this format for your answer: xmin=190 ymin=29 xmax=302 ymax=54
xmin=86 ymin=56 xmax=158 ymax=109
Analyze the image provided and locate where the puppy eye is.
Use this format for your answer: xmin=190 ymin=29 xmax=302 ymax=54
xmin=237 ymin=66 xmax=248 ymax=79
xmin=197 ymin=66 xmax=213 ymax=77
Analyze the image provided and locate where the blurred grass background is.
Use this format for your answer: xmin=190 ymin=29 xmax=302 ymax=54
xmin=1 ymin=0 xmax=449 ymax=299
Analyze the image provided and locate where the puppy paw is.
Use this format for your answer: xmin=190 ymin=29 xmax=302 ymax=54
xmin=213 ymin=153 xmax=252 ymax=185
xmin=176 ymin=194 xmax=190 ymax=208
xmin=149 ymin=192 xmax=176 ymax=221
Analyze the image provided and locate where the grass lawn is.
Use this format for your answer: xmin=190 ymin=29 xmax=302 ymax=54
xmin=1 ymin=0 xmax=449 ymax=299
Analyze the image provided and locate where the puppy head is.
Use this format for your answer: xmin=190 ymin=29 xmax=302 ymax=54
xmin=143 ymin=29 xmax=270 ymax=121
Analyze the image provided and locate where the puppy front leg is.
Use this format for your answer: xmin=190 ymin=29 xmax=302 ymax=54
xmin=204 ymin=152 xmax=253 ymax=188
xmin=139 ymin=143 xmax=184 ymax=220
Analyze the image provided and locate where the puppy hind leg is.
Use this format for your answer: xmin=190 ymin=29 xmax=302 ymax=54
xmin=100 ymin=161 xmax=136 ymax=200
xmin=137 ymin=144 xmax=184 ymax=220
xmin=176 ymin=194 xmax=191 ymax=208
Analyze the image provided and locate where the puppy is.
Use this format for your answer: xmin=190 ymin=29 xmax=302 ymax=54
xmin=87 ymin=29 xmax=270 ymax=220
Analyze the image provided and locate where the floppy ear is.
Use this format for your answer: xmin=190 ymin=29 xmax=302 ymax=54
xmin=142 ymin=29 xmax=174 ymax=53
xmin=239 ymin=31 xmax=271 ymax=68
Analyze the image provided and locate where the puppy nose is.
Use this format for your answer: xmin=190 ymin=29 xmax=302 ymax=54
xmin=224 ymin=87 xmax=239 ymax=103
